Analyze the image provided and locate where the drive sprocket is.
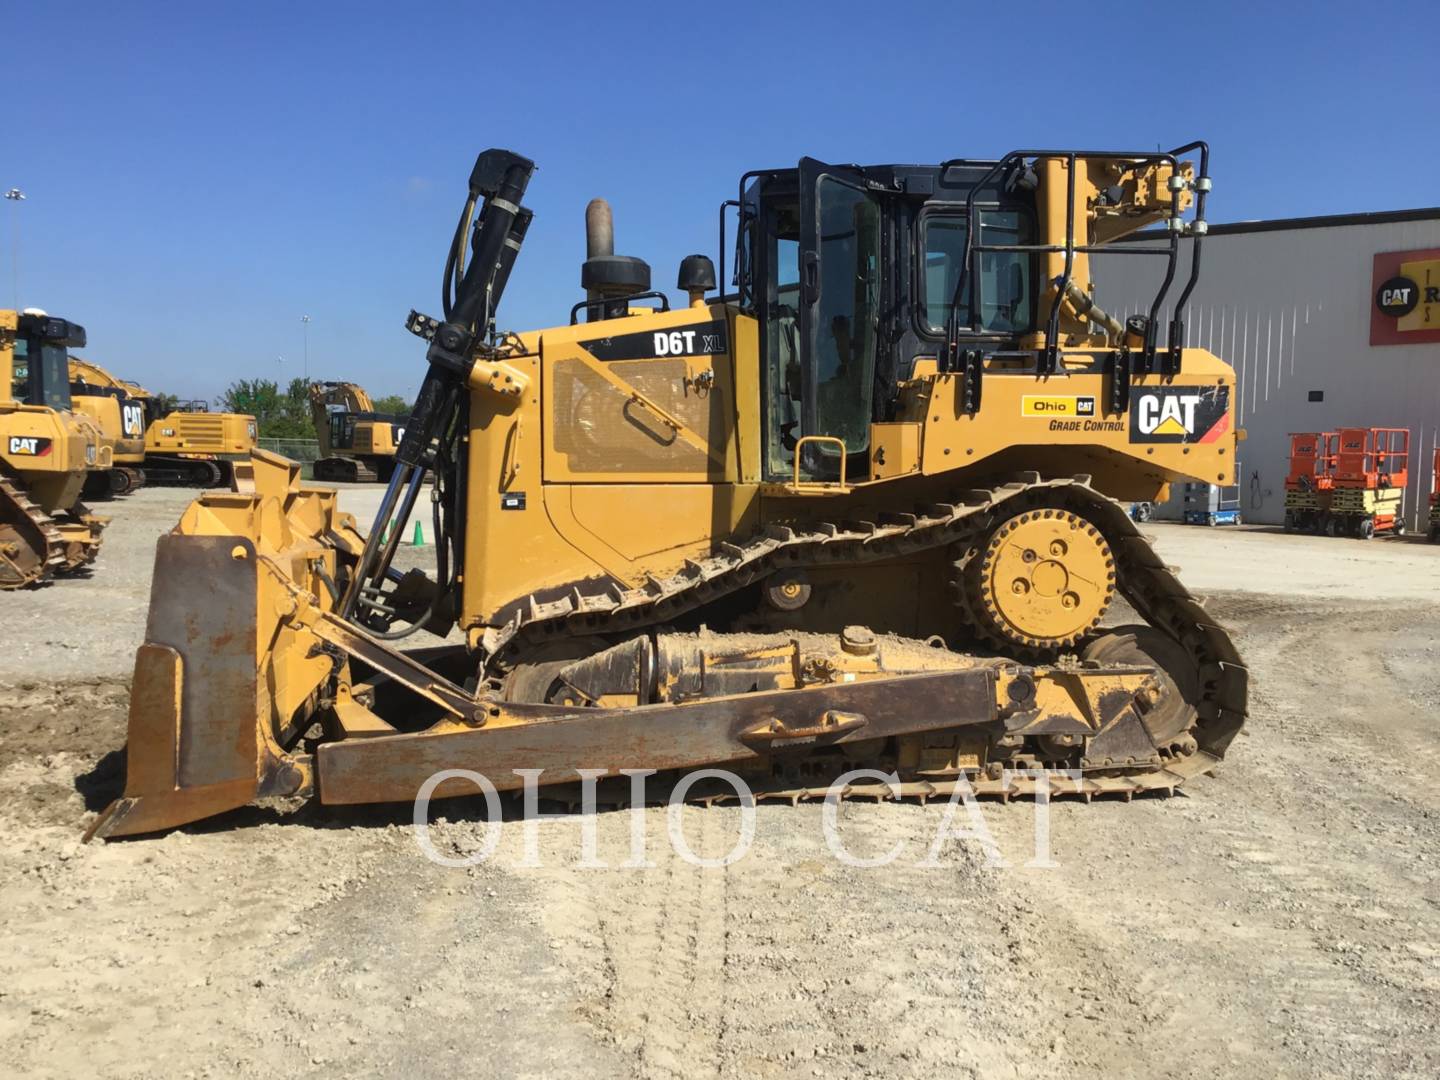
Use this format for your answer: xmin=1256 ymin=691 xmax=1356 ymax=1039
xmin=957 ymin=507 xmax=1115 ymax=651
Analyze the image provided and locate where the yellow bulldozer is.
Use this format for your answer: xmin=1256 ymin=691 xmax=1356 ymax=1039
xmin=2 ymin=310 xmax=107 ymax=588
xmin=91 ymin=143 xmax=1247 ymax=839
xmin=309 ymin=380 xmax=403 ymax=482
xmin=69 ymin=356 xmax=149 ymax=496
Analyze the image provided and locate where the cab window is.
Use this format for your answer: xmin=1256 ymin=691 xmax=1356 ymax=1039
xmin=761 ymin=199 xmax=803 ymax=479
xmin=813 ymin=176 xmax=881 ymax=456
xmin=10 ymin=339 xmax=28 ymax=400
xmin=37 ymin=343 xmax=73 ymax=410
xmin=921 ymin=209 xmax=1034 ymax=334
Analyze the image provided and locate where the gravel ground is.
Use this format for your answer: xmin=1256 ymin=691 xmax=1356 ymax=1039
xmin=2 ymin=489 xmax=1438 ymax=1079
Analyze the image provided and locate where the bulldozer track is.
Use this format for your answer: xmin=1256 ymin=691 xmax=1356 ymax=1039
xmin=0 ymin=474 xmax=72 ymax=589
xmin=482 ymin=475 xmax=1247 ymax=798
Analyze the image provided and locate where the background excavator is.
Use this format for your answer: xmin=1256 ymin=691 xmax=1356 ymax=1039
xmin=136 ymin=391 xmax=258 ymax=487
xmin=68 ymin=358 xmax=257 ymax=489
xmin=2 ymin=310 xmax=107 ymax=588
xmin=69 ymin=356 xmax=148 ymax=496
xmin=92 ymin=143 xmax=1247 ymax=839
xmin=309 ymin=380 xmax=403 ymax=482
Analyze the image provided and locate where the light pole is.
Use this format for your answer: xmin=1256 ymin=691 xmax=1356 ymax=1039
xmin=301 ymin=314 xmax=311 ymax=381
xmin=4 ymin=188 xmax=24 ymax=310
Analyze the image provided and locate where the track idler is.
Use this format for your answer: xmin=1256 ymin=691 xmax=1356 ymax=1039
xmin=83 ymin=466 xmax=144 ymax=500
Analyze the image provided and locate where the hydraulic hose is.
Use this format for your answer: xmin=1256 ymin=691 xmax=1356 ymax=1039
xmin=341 ymin=149 xmax=535 ymax=626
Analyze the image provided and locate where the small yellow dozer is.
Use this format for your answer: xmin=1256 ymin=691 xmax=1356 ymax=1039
xmin=139 ymin=399 xmax=258 ymax=488
xmin=2 ymin=310 xmax=107 ymax=588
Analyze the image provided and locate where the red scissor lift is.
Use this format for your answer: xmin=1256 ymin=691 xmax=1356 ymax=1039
xmin=1330 ymin=427 xmax=1408 ymax=538
xmin=1429 ymin=447 xmax=1440 ymax=543
xmin=1282 ymin=431 xmax=1335 ymax=534
xmin=1285 ymin=428 xmax=1409 ymax=538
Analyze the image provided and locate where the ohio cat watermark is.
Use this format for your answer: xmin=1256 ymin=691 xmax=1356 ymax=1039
xmin=412 ymin=767 xmax=1080 ymax=869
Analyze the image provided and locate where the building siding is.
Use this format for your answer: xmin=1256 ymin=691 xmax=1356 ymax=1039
xmin=1096 ymin=215 xmax=1440 ymax=529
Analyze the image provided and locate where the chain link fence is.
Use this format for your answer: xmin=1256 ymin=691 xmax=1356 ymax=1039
xmin=257 ymin=438 xmax=321 ymax=478
xmin=257 ymin=437 xmax=320 ymax=461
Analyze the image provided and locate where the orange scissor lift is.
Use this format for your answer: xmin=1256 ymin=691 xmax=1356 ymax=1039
xmin=1285 ymin=428 xmax=1409 ymax=538
xmin=1429 ymin=447 xmax=1440 ymax=543
xmin=1282 ymin=431 xmax=1335 ymax=534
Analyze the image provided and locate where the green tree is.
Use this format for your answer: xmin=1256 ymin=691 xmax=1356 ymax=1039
xmin=274 ymin=377 xmax=316 ymax=439
xmin=221 ymin=378 xmax=281 ymax=420
xmin=220 ymin=377 xmax=315 ymax=439
xmin=372 ymin=394 xmax=411 ymax=418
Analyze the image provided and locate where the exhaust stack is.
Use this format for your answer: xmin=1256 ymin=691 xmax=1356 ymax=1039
xmin=581 ymin=198 xmax=650 ymax=321
xmin=585 ymin=197 xmax=613 ymax=261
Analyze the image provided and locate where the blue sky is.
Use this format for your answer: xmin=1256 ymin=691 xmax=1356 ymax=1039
xmin=8 ymin=0 xmax=1432 ymax=403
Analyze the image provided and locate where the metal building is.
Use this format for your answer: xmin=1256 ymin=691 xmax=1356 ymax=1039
xmin=1098 ymin=208 xmax=1440 ymax=529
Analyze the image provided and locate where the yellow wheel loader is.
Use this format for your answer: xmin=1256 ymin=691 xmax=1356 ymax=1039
xmin=1 ymin=310 xmax=107 ymax=588
xmin=309 ymin=380 xmax=403 ymax=482
xmin=69 ymin=356 xmax=148 ymax=496
xmin=91 ymin=143 xmax=1247 ymax=839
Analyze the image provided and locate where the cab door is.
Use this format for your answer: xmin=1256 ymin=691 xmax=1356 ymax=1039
xmin=796 ymin=159 xmax=883 ymax=481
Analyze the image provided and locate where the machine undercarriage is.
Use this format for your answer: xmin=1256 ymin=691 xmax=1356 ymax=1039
xmin=88 ymin=455 xmax=1244 ymax=839
xmin=0 ymin=475 xmax=103 ymax=587
xmin=485 ymin=485 xmax=1242 ymax=800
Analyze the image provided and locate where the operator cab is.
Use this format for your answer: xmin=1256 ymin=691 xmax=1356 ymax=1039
xmin=325 ymin=403 xmax=358 ymax=450
xmin=11 ymin=310 xmax=86 ymax=412
xmin=735 ymin=161 xmax=1039 ymax=481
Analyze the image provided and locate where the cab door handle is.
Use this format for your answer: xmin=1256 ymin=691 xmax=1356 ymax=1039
xmin=802 ymin=251 xmax=819 ymax=305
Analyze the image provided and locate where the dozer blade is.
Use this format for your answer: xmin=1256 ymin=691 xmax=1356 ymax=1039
xmin=85 ymin=533 xmax=267 ymax=839
xmin=88 ymin=449 xmax=361 ymax=840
